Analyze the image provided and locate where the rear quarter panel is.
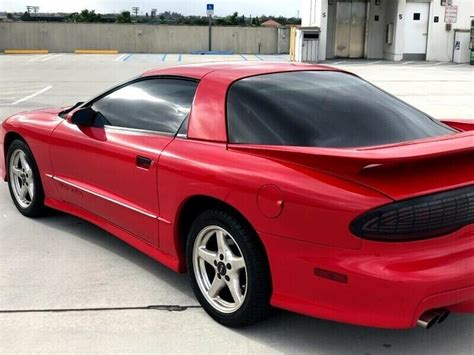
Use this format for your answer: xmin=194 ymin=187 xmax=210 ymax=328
xmin=157 ymin=138 xmax=392 ymax=259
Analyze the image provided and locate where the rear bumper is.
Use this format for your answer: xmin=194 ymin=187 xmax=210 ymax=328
xmin=261 ymin=225 xmax=474 ymax=329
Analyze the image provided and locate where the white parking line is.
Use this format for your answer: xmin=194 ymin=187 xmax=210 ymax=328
xmin=402 ymin=61 xmax=414 ymax=65
xmin=37 ymin=54 xmax=65 ymax=62
xmin=115 ymin=54 xmax=128 ymax=61
xmin=367 ymin=61 xmax=382 ymax=64
xmin=29 ymin=54 xmax=51 ymax=61
xmin=333 ymin=61 xmax=347 ymax=64
xmin=0 ymin=86 xmax=52 ymax=105
xmin=0 ymin=89 xmax=47 ymax=96
xmin=28 ymin=54 xmax=64 ymax=62
xmin=28 ymin=55 xmax=47 ymax=61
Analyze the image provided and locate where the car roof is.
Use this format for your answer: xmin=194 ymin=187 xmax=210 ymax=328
xmin=142 ymin=62 xmax=349 ymax=143
xmin=141 ymin=61 xmax=340 ymax=80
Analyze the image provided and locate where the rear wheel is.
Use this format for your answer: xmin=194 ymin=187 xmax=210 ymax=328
xmin=186 ymin=209 xmax=271 ymax=327
xmin=7 ymin=139 xmax=45 ymax=217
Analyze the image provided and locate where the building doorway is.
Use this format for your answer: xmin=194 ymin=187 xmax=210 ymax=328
xmin=403 ymin=1 xmax=430 ymax=60
xmin=331 ymin=0 xmax=368 ymax=58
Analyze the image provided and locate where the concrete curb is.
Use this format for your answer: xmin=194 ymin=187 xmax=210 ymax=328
xmin=4 ymin=49 xmax=49 ymax=54
xmin=74 ymin=49 xmax=119 ymax=54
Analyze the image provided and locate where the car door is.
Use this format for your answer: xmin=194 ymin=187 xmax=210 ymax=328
xmin=49 ymin=77 xmax=198 ymax=246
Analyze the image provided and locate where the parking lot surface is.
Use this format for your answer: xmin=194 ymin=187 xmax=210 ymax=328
xmin=0 ymin=54 xmax=473 ymax=354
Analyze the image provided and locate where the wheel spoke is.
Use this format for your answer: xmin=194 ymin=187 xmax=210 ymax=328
xmin=19 ymin=185 xmax=28 ymax=200
xmin=227 ymin=275 xmax=244 ymax=306
xmin=230 ymin=256 xmax=245 ymax=271
xmin=208 ymin=276 xmax=225 ymax=298
xmin=19 ymin=153 xmax=29 ymax=171
xmin=27 ymin=183 xmax=34 ymax=200
xmin=216 ymin=230 xmax=230 ymax=255
xmin=198 ymin=247 xmax=216 ymax=266
xmin=11 ymin=166 xmax=22 ymax=178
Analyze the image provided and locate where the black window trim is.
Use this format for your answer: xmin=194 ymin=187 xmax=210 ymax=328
xmin=80 ymin=75 xmax=199 ymax=137
xmin=224 ymin=70 xmax=456 ymax=147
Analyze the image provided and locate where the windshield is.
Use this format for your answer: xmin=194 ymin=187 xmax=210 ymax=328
xmin=227 ymin=71 xmax=455 ymax=148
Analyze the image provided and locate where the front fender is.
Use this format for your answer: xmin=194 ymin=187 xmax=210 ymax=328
xmin=1 ymin=108 xmax=64 ymax=193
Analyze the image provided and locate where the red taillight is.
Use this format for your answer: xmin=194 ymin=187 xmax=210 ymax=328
xmin=350 ymin=185 xmax=474 ymax=241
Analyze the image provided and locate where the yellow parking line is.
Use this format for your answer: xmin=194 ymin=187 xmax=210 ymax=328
xmin=4 ymin=49 xmax=49 ymax=54
xmin=75 ymin=49 xmax=119 ymax=54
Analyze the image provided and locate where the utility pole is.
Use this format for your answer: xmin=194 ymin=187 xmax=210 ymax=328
xmin=151 ymin=8 xmax=157 ymax=20
xmin=26 ymin=5 xmax=39 ymax=14
xmin=132 ymin=7 xmax=139 ymax=17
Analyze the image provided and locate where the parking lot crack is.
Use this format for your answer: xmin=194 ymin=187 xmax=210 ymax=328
xmin=0 ymin=305 xmax=202 ymax=314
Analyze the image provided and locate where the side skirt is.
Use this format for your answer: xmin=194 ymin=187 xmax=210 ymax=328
xmin=44 ymin=197 xmax=182 ymax=272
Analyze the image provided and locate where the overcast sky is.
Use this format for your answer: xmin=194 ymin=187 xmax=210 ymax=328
xmin=1 ymin=0 xmax=301 ymax=17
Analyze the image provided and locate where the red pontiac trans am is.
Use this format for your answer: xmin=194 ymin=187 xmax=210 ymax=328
xmin=1 ymin=62 xmax=473 ymax=329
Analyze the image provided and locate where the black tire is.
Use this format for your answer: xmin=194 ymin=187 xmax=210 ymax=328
xmin=186 ymin=208 xmax=271 ymax=327
xmin=6 ymin=139 xmax=46 ymax=217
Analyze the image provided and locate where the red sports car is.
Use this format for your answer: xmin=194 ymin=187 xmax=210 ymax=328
xmin=1 ymin=63 xmax=473 ymax=329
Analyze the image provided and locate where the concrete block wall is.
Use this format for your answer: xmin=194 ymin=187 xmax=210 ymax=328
xmin=0 ymin=22 xmax=281 ymax=54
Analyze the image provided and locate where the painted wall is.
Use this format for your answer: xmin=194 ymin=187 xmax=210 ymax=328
xmin=426 ymin=0 xmax=472 ymax=61
xmin=301 ymin=0 xmax=328 ymax=60
xmin=383 ymin=0 xmax=406 ymax=61
xmin=277 ymin=27 xmax=290 ymax=54
xmin=0 ymin=22 xmax=281 ymax=54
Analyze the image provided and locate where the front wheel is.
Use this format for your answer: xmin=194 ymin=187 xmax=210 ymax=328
xmin=7 ymin=139 xmax=45 ymax=217
xmin=186 ymin=209 xmax=271 ymax=327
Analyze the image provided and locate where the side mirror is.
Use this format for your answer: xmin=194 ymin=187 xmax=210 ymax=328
xmin=70 ymin=107 xmax=96 ymax=126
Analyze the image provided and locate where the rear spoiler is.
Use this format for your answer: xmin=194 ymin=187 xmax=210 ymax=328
xmin=441 ymin=119 xmax=474 ymax=132
xmin=228 ymin=131 xmax=474 ymax=175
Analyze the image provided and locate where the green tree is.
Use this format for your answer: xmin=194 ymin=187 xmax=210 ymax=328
xmin=252 ymin=16 xmax=261 ymax=26
xmin=116 ymin=11 xmax=131 ymax=23
xmin=72 ymin=9 xmax=102 ymax=22
xmin=20 ymin=11 xmax=32 ymax=21
xmin=228 ymin=11 xmax=238 ymax=25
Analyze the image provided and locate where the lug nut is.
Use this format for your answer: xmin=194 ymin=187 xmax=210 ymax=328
xmin=225 ymin=275 xmax=230 ymax=281
xmin=214 ymin=260 xmax=217 ymax=266
xmin=226 ymin=263 xmax=232 ymax=270
xmin=219 ymin=254 xmax=224 ymax=260
xmin=217 ymin=274 xmax=221 ymax=279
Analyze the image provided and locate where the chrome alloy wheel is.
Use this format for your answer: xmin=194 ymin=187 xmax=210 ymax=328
xmin=192 ymin=225 xmax=248 ymax=313
xmin=9 ymin=149 xmax=34 ymax=208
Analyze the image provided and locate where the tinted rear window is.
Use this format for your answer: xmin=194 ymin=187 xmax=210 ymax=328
xmin=227 ymin=71 xmax=454 ymax=148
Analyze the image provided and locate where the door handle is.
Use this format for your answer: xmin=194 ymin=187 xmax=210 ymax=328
xmin=136 ymin=155 xmax=153 ymax=169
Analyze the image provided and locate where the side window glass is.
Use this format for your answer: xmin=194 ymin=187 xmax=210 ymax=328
xmin=91 ymin=78 xmax=197 ymax=134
